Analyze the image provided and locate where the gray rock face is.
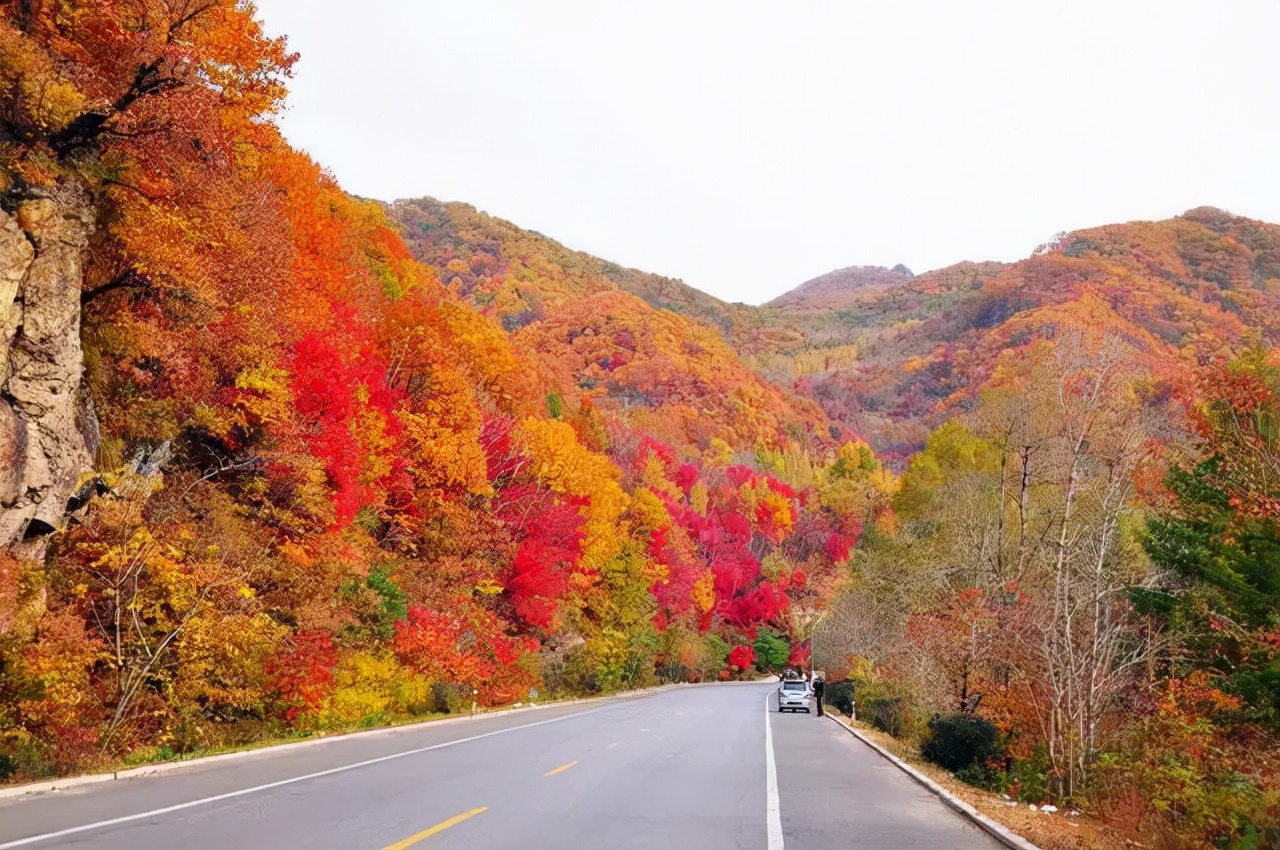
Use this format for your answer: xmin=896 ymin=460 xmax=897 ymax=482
xmin=0 ymin=208 xmax=33 ymax=385
xmin=0 ymin=189 xmax=96 ymax=549
xmin=0 ymin=401 xmax=26 ymax=507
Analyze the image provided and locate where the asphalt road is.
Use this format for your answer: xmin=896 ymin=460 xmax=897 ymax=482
xmin=0 ymin=681 xmax=1004 ymax=849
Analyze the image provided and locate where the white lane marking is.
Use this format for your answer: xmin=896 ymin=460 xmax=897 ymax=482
xmin=0 ymin=707 xmax=608 ymax=850
xmin=765 ymin=690 xmax=784 ymax=850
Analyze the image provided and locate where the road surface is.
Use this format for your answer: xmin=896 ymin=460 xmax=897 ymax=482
xmin=0 ymin=681 xmax=1004 ymax=849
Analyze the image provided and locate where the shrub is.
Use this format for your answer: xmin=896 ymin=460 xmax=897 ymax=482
xmin=655 ymin=660 xmax=690 ymax=684
xmin=428 ymin=683 xmax=467 ymax=714
xmin=864 ymin=697 xmax=910 ymax=737
xmin=956 ymin=762 xmax=1007 ymax=792
xmin=921 ymin=712 xmax=1000 ymax=772
xmin=1088 ymin=676 xmax=1280 ymax=847
xmin=826 ymin=681 xmax=855 ymax=716
xmin=1011 ymin=746 xmax=1051 ymax=803
xmin=848 ymin=673 xmax=926 ymax=740
xmin=559 ymin=647 xmax=599 ymax=694
xmin=314 ymin=650 xmax=438 ymax=728
xmin=392 ymin=673 xmax=434 ymax=716
xmin=700 ymin=634 xmax=730 ymax=678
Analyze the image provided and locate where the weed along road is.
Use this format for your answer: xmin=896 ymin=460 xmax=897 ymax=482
xmin=0 ymin=682 xmax=1003 ymax=850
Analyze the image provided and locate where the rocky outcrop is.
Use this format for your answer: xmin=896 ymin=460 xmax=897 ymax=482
xmin=0 ymin=188 xmax=95 ymax=549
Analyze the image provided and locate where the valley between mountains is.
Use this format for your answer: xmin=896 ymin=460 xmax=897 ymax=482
xmin=1 ymin=6 xmax=1277 ymax=848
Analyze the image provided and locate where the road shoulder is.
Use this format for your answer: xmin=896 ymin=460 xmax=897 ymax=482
xmin=824 ymin=712 xmax=1041 ymax=850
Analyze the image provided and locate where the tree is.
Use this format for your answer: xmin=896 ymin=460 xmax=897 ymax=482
xmin=0 ymin=0 xmax=294 ymax=180
xmin=1144 ymin=346 xmax=1280 ymax=724
xmin=1012 ymin=334 xmax=1160 ymax=797
xmin=906 ymin=589 xmax=998 ymax=713
xmin=0 ymin=0 xmax=296 ymax=546
xmin=753 ymin=628 xmax=790 ymax=672
xmin=727 ymin=644 xmax=755 ymax=671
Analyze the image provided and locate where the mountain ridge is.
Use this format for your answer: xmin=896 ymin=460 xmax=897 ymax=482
xmin=386 ymin=199 xmax=1280 ymax=462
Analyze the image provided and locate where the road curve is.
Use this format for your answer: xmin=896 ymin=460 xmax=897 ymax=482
xmin=0 ymin=681 xmax=1002 ymax=849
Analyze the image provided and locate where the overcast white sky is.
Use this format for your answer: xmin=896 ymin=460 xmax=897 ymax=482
xmin=253 ymin=1 xmax=1280 ymax=305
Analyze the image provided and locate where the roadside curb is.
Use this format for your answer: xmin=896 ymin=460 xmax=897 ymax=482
xmin=0 ymin=680 xmax=697 ymax=801
xmin=825 ymin=713 xmax=1041 ymax=850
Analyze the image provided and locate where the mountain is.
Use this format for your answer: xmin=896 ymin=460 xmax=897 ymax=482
xmin=752 ymin=208 xmax=1280 ymax=460
xmin=387 ymin=197 xmax=837 ymax=451
xmin=765 ymin=263 xmax=915 ymax=312
xmin=384 ymin=197 xmax=1280 ymax=467
xmin=3 ymin=9 xmax=1275 ymax=843
xmin=383 ymin=199 xmax=1280 ymax=465
xmin=1 ymin=8 xmax=879 ymax=789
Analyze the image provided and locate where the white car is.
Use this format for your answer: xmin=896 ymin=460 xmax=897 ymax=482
xmin=777 ymin=679 xmax=812 ymax=712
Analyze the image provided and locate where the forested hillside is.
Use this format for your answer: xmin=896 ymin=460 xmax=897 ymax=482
xmin=766 ymin=214 xmax=1280 ymax=846
xmin=755 ymin=209 xmax=1280 ymax=461
xmin=381 ymin=197 xmax=1279 ymax=846
xmin=0 ymin=3 xmax=1275 ymax=847
xmin=0 ymin=0 xmax=881 ymax=790
xmin=387 ymin=198 xmax=833 ymax=453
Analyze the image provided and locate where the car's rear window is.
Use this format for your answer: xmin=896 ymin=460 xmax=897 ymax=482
xmin=782 ymin=682 xmax=806 ymax=691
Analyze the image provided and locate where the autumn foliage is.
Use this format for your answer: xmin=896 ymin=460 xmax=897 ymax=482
xmin=1 ymin=6 xmax=1277 ymax=846
xmin=0 ymin=0 xmax=860 ymax=785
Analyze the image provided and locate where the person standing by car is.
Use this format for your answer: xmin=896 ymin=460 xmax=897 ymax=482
xmin=812 ymin=675 xmax=825 ymax=716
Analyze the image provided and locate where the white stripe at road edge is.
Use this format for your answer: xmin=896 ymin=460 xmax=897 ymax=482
xmin=0 ymin=707 xmax=608 ymax=850
xmin=764 ymin=690 xmax=784 ymax=850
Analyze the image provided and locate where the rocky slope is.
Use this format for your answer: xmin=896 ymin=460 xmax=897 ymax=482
xmin=0 ymin=191 xmax=96 ymax=550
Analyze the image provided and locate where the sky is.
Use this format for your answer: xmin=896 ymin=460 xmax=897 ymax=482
xmin=253 ymin=1 xmax=1280 ymax=306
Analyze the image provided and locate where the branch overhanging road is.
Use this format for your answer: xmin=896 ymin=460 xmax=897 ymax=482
xmin=0 ymin=682 xmax=1003 ymax=850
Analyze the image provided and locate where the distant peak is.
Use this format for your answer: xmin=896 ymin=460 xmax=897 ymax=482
xmin=766 ymin=264 xmax=914 ymax=310
xmin=1179 ymin=206 xmax=1244 ymax=234
xmin=1181 ymin=205 xmax=1233 ymax=219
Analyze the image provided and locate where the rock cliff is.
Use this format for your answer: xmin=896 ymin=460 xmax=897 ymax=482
xmin=0 ymin=189 xmax=95 ymax=549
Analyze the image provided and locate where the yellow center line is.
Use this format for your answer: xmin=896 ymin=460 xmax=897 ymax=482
xmin=544 ymin=760 xmax=579 ymax=777
xmin=383 ymin=807 xmax=488 ymax=850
